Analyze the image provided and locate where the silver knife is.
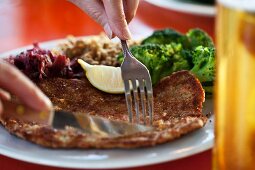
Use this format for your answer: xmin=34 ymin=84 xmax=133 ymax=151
xmin=1 ymin=100 xmax=153 ymax=137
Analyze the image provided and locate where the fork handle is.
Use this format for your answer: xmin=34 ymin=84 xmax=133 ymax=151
xmin=120 ymin=40 xmax=132 ymax=59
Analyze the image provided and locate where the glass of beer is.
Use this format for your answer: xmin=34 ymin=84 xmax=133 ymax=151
xmin=214 ymin=0 xmax=255 ymax=169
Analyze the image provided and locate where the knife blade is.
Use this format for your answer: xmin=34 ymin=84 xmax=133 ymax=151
xmin=1 ymin=100 xmax=153 ymax=137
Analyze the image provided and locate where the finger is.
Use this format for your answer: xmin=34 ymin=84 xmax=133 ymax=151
xmin=0 ymin=60 xmax=52 ymax=111
xmin=69 ymin=0 xmax=114 ymax=38
xmin=102 ymin=0 xmax=131 ymax=40
xmin=123 ymin=0 xmax=139 ymax=24
xmin=0 ymin=88 xmax=11 ymax=101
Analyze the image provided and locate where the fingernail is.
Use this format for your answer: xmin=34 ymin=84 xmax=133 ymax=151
xmin=104 ymin=24 xmax=113 ymax=39
xmin=124 ymin=28 xmax=132 ymax=40
xmin=0 ymin=90 xmax=11 ymax=100
xmin=115 ymin=27 xmax=132 ymax=40
xmin=37 ymin=91 xmax=52 ymax=111
xmin=43 ymin=96 xmax=53 ymax=110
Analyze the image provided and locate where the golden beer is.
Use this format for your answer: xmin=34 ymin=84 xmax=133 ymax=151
xmin=214 ymin=0 xmax=255 ymax=169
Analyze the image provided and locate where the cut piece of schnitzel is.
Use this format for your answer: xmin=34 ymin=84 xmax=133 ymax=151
xmin=0 ymin=71 xmax=207 ymax=148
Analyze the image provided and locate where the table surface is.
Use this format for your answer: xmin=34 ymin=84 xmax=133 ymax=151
xmin=0 ymin=1 xmax=215 ymax=170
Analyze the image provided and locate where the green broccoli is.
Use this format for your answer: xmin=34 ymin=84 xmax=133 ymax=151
xmin=118 ymin=28 xmax=215 ymax=94
xmin=117 ymin=43 xmax=191 ymax=85
xmin=141 ymin=29 xmax=189 ymax=47
xmin=190 ymin=46 xmax=215 ymax=94
xmin=141 ymin=28 xmax=214 ymax=50
xmin=187 ymin=28 xmax=214 ymax=49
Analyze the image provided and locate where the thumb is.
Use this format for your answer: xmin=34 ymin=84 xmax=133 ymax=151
xmin=69 ymin=0 xmax=114 ymax=39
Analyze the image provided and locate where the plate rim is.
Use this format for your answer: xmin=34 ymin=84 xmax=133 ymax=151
xmin=0 ymin=133 xmax=213 ymax=169
xmin=0 ymin=37 xmax=214 ymax=169
xmin=0 ymin=124 xmax=213 ymax=169
xmin=145 ymin=0 xmax=216 ymax=17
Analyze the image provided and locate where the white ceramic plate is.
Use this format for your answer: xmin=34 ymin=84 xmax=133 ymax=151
xmin=145 ymin=0 xmax=216 ymax=16
xmin=0 ymin=38 xmax=214 ymax=169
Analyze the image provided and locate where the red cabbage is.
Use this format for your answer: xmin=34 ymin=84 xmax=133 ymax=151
xmin=6 ymin=43 xmax=83 ymax=79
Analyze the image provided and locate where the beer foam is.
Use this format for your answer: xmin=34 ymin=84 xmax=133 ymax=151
xmin=218 ymin=0 xmax=255 ymax=12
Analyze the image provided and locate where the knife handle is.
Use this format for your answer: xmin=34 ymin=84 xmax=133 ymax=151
xmin=0 ymin=100 xmax=54 ymax=125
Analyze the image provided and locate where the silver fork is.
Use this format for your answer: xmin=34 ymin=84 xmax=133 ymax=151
xmin=120 ymin=40 xmax=154 ymax=125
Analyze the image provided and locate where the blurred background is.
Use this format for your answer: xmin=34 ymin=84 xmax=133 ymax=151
xmin=0 ymin=0 xmax=215 ymax=52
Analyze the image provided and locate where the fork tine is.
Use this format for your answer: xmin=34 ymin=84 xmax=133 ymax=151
xmin=145 ymin=79 xmax=154 ymax=125
xmin=138 ymin=79 xmax=146 ymax=125
xmin=123 ymin=79 xmax=133 ymax=123
xmin=131 ymin=79 xmax=140 ymax=123
xmin=147 ymin=92 xmax=154 ymax=125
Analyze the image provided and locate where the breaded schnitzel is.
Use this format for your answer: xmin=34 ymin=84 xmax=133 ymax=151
xmin=0 ymin=71 xmax=206 ymax=148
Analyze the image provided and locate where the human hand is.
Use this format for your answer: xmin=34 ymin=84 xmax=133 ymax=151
xmin=69 ymin=0 xmax=139 ymax=40
xmin=0 ymin=60 xmax=52 ymax=115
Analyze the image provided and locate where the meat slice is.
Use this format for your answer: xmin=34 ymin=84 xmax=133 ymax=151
xmin=0 ymin=71 xmax=207 ymax=148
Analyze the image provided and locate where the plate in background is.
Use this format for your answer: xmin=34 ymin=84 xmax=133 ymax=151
xmin=145 ymin=0 xmax=216 ymax=16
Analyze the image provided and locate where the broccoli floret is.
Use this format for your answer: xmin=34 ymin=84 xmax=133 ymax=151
xmin=187 ymin=28 xmax=214 ymax=49
xmin=118 ymin=43 xmax=191 ymax=85
xmin=141 ymin=29 xmax=189 ymax=46
xmin=190 ymin=46 xmax=215 ymax=84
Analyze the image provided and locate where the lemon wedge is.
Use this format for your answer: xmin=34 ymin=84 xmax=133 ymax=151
xmin=78 ymin=59 xmax=125 ymax=94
